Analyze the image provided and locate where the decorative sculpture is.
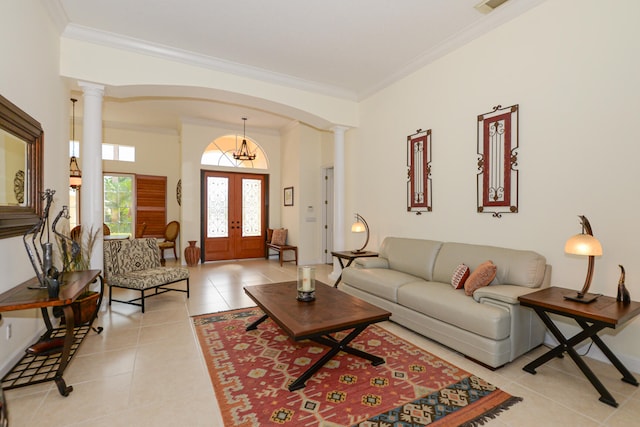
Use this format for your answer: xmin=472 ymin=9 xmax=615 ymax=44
xmin=617 ymin=265 xmax=631 ymax=304
xmin=23 ymin=189 xmax=79 ymax=299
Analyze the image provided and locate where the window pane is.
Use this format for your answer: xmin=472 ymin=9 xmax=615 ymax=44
xmin=118 ymin=145 xmax=135 ymax=162
xmin=104 ymin=174 xmax=133 ymax=236
xmin=102 ymin=144 xmax=115 ymax=160
xmin=207 ymin=177 xmax=228 ymax=238
xmin=242 ymin=178 xmax=261 ymax=237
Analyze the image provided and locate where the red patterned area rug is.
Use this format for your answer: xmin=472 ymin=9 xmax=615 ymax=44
xmin=193 ymin=308 xmax=521 ymax=427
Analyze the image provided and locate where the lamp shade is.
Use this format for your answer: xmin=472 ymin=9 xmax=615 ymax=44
xmin=351 ymin=221 xmax=366 ymax=233
xmin=564 ymin=234 xmax=603 ymax=256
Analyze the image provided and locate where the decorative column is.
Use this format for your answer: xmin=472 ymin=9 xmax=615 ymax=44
xmin=78 ymin=81 xmax=105 ymax=271
xmin=329 ymin=126 xmax=348 ymax=282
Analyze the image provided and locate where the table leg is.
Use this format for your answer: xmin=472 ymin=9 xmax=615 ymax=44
xmin=246 ymin=314 xmax=269 ymax=331
xmin=576 ymin=320 xmax=639 ymax=387
xmin=523 ymin=308 xmax=618 ymax=407
xmin=54 ymin=305 xmax=75 ymax=397
xmin=333 ymin=258 xmax=357 ymax=288
xmin=288 ymin=325 xmax=384 ymax=391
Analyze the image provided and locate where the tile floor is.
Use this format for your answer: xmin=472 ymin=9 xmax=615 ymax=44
xmin=4 ymin=259 xmax=640 ymax=426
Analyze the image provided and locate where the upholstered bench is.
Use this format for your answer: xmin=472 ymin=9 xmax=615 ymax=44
xmin=265 ymin=228 xmax=298 ymax=266
xmin=103 ymin=238 xmax=190 ymax=313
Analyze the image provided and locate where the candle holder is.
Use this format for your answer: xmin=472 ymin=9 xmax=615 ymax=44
xmin=297 ymin=266 xmax=316 ymax=302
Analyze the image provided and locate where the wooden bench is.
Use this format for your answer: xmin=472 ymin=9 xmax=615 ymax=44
xmin=265 ymin=228 xmax=298 ymax=266
xmin=266 ymin=243 xmax=298 ymax=266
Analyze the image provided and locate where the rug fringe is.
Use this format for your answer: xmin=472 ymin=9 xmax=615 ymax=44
xmin=458 ymin=396 xmax=523 ymax=427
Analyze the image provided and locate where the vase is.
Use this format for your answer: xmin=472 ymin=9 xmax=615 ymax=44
xmin=185 ymin=240 xmax=201 ymax=266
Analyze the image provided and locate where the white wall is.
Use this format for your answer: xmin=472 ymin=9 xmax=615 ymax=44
xmin=0 ymin=0 xmax=69 ymax=375
xmin=348 ymin=0 xmax=640 ymax=367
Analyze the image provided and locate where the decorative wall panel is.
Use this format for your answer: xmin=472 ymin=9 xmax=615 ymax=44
xmin=407 ymin=129 xmax=432 ymax=214
xmin=477 ymin=105 xmax=519 ymax=218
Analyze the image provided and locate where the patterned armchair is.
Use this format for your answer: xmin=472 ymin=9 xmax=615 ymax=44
xmin=103 ymin=238 xmax=190 ymax=313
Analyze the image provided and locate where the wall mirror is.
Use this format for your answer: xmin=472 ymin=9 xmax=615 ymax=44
xmin=0 ymin=94 xmax=43 ymax=238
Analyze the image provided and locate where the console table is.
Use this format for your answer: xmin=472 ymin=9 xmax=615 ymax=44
xmin=0 ymin=270 xmax=104 ymax=397
xmin=518 ymin=286 xmax=640 ymax=407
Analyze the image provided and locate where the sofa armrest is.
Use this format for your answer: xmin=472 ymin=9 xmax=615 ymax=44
xmin=473 ymin=284 xmax=542 ymax=305
xmin=354 ymin=257 xmax=390 ymax=269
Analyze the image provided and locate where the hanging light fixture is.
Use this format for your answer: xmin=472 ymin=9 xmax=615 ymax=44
xmin=233 ymin=117 xmax=256 ymax=161
xmin=69 ymin=98 xmax=82 ymax=189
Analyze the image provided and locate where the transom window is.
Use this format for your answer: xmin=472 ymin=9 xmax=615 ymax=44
xmin=103 ymin=143 xmax=135 ymax=162
xmin=201 ymin=135 xmax=267 ymax=169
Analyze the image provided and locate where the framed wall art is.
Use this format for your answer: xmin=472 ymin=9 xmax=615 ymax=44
xmin=477 ymin=104 xmax=519 ymax=218
xmin=284 ymin=186 xmax=294 ymax=206
xmin=407 ymin=128 xmax=432 ymax=214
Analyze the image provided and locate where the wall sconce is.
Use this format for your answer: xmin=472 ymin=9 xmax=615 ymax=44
xmin=564 ymin=215 xmax=603 ymax=303
xmin=351 ymin=213 xmax=369 ymax=254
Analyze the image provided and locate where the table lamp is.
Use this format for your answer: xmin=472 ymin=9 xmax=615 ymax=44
xmin=564 ymin=215 xmax=603 ymax=303
xmin=351 ymin=213 xmax=369 ymax=254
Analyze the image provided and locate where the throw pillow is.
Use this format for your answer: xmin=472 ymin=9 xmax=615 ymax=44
xmin=451 ymin=264 xmax=470 ymax=289
xmin=464 ymin=261 xmax=497 ymax=296
xmin=271 ymin=228 xmax=287 ymax=246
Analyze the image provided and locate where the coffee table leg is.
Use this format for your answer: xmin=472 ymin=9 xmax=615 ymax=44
xmin=246 ymin=314 xmax=268 ymax=331
xmin=288 ymin=325 xmax=384 ymax=391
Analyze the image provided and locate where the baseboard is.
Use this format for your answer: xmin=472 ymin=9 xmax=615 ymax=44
xmin=0 ymin=326 xmax=47 ymax=380
xmin=543 ymin=333 xmax=640 ymax=374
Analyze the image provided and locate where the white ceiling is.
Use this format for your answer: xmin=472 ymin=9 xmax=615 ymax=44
xmin=55 ymin=0 xmax=545 ymax=132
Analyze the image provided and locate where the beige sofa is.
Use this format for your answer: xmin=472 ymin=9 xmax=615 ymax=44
xmin=340 ymin=237 xmax=551 ymax=368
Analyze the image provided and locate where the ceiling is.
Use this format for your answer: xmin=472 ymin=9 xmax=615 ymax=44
xmin=55 ymin=0 xmax=545 ymax=132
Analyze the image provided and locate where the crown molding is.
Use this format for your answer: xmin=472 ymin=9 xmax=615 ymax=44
xmin=62 ymin=24 xmax=358 ymax=102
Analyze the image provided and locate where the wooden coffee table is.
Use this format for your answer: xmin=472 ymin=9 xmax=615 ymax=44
xmin=244 ymin=281 xmax=391 ymax=391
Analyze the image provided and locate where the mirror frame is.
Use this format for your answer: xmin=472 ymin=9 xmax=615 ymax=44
xmin=0 ymin=94 xmax=43 ymax=239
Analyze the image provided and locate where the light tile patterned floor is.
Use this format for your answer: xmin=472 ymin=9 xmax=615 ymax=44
xmin=4 ymin=259 xmax=640 ymax=426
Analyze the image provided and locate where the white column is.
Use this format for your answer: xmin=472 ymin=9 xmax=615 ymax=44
xmin=329 ymin=126 xmax=348 ymax=282
xmin=78 ymin=81 xmax=105 ymax=271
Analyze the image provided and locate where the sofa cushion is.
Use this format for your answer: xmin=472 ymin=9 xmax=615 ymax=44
xmin=397 ymin=281 xmax=511 ymax=341
xmin=378 ymin=237 xmax=443 ymax=281
xmin=108 ymin=267 xmax=190 ymax=290
xmin=342 ymin=267 xmax=420 ymax=302
xmin=432 ymin=242 xmax=547 ymax=288
xmin=451 ymin=264 xmax=470 ymax=289
xmin=464 ymin=261 xmax=497 ymax=296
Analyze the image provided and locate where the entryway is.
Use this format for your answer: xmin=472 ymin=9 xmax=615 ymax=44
xmin=201 ymin=170 xmax=268 ymax=261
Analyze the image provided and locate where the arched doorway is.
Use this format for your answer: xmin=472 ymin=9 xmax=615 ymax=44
xmin=200 ymin=134 xmax=269 ymax=261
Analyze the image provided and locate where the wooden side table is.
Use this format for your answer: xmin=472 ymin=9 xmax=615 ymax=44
xmin=518 ymin=286 xmax=640 ymax=407
xmin=0 ymin=270 xmax=104 ymax=397
xmin=330 ymin=250 xmax=378 ymax=287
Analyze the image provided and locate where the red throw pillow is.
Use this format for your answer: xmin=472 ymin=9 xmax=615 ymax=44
xmin=464 ymin=261 xmax=497 ymax=296
xmin=271 ymin=228 xmax=287 ymax=245
xmin=451 ymin=264 xmax=470 ymax=289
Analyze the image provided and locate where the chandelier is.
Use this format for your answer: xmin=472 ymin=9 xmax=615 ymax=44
xmin=69 ymin=98 xmax=82 ymax=189
xmin=233 ymin=117 xmax=256 ymax=161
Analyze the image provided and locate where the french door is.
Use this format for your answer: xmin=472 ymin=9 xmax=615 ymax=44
xmin=202 ymin=170 xmax=267 ymax=261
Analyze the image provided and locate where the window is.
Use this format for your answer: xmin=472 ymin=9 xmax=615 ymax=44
xmin=104 ymin=174 xmax=134 ymax=236
xmin=103 ymin=143 xmax=135 ymax=162
xmin=201 ymin=135 xmax=267 ymax=169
